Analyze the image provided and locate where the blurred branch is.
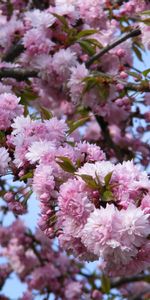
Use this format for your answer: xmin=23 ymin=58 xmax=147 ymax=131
xmin=86 ymin=28 xmax=141 ymax=67
xmin=95 ymin=115 xmax=133 ymax=162
xmin=111 ymin=274 xmax=150 ymax=288
xmin=126 ymin=82 xmax=150 ymax=92
xmin=0 ymin=68 xmax=39 ymax=80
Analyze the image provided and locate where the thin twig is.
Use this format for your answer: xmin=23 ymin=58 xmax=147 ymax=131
xmin=86 ymin=28 xmax=141 ymax=67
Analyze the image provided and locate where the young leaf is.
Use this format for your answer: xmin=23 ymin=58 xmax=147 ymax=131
xmin=140 ymin=10 xmax=150 ymax=15
xmin=101 ymin=274 xmax=110 ymax=294
xmin=56 ymin=156 xmax=76 ymax=173
xmin=84 ymin=38 xmax=103 ymax=49
xmin=68 ymin=116 xmax=90 ymax=135
xmin=78 ymin=40 xmax=95 ymax=56
xmin=76 ymin=29 xmax=98 ymax=39
xmin=142 ymin=68 xmax=150 ymax=77
xmin=104 ymin=172 xmax=113 ymax=187
xmin=79 ymin=174 xmax=99 ymax=189
xmin=133 ymin=45 xmax=143 ymax=62
xmin=20 ymin=171 xmax=33 ymax=181
xmin=40 ymin=106 xmax=53 ymax=120
xmin=127 ymin=71 xmax=141 ymax=80
xmin=52 ymin=13 xmax=69 ymax=29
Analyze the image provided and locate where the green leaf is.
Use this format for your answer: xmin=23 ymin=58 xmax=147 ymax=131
xmin=140 ymin=10 xmax=150 ymax=15
xmin=20 ymin=171 xmax=33 ymax=181
xmin=0 ymin=131 xmax=5 ymax=142
xmin=79 ymin=174 xmax=99 ymax=189
xmin=56 ymin=156 xmax=76 ymax=173
xmin=19 ymin=89 xmax=38 ymax=104
xmin=127 ymin=71 xmax=141 ymax=80
xmin=52 ymin=13 xmax=69 ymax=29
xmin=40 ymin=106 xmax=53 ymax=120
xmin=78 ymin=40 xmax=95 ymax=56
xmin=142 ymin=68 xmax=150 ymax=77
xmin=68 ymin=116 xmax=90 ymax=134
xmin=82 ymin=76 xmax=98 ymax=93
xmin=101 ymin=274 xmax=110 ymax=294
xmin=76 ymin=29 xmax=98 ymax=39
xmin=104 ymin=172 xmax=113 ymax=187
xmin=97 ymin=84 xmax=109 ymax=101
xmin=84 ymin=38 xmax=103 ymax=49
xmin=133 ymin=45 xmax=143 ymax=62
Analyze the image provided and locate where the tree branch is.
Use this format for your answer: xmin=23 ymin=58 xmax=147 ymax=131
xmin=86 ymin=28 xmax=141 ymax=67
xmin=95 ymin=115 xmax=133 ymax=162
xmin=0 ymin=68 xmax=39 ymax=81
xmin=111 ymin=274 xmax=150 ymax=288
xmin=125 ymin=82 xmax=150 ymax=92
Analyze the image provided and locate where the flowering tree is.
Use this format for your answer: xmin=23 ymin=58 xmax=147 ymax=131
xmin=0 ymin=0 xmax=150 ymax=299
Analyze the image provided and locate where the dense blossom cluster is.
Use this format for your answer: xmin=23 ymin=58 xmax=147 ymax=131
xmin=0 ymin=0 xmax=149 ymax=165
xmin=56 ymin=160 xmax=150 ymax=276
xmin=0 ymin=0 xmax=150 ymax=299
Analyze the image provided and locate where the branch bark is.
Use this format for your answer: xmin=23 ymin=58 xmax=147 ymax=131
xmin=86 ymin=28 xmax=141 ymax=67
xmin=0 ymin=68 xmax=39 ymax=80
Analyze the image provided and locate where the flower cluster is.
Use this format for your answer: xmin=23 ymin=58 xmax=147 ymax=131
xmin=57 ymin=160 xmax=150 ymax=276
xmin=0 ymin=1 xmax=150 ymax=297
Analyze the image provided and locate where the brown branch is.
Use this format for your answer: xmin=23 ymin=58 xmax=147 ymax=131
xmin=95 ymin=115 xmax=133 ymax=162
xmin=111 ymin=274 xmax=150 ymax=288
xmin=86 ymin=28 xmax=141 ymax=67
xmin=0 ymin=68 xmax=39 ymax=81
xmin=126 ymin=82 xmax=150 ymax=92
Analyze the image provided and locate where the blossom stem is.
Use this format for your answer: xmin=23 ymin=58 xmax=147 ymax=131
xmin=86 ymin=28 xmax=141 ymax=67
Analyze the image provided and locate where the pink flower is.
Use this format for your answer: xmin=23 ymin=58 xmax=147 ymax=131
xmin=25 ymin=140 xmax=56 ymax=164
xmin=77 ymin=0 xmax=107 ymax=28
xmin=33 ymin=164 xmax=55 ymax=200
xmin=77 ymin=141 xmax=106 ymax=162
xmin=0 ymin=147 xmax=10 ymax=175
xmin=58 ymin=217 xmax=96 ymax=261
xmin=0 ymin=93 xmax=23 ymax=130
xmin=23 ymin=29 xmax=54 ymax=56
xmin=65 ymin=281 xmax=82 ymax=299
xmin=141 ymin=194 xmax=150 ymax=214
xmin=81 ymin=204 xmax=150 ymax=274
xmin=44 ymin=117 xmax=68 ymax=142
xmin=68 ymin=63 xmax=89 ymax=104
xmin=24 ymin=9 xmax=55 ymax=29
xmin=52 ymin=48 xmax=77 ymax=80
xmin=58 ymin=179 xmax=94 ymax=223
xmin=111 ymin=160 xmax=150 ymax=205
xmin=55 ymin=0 xmax=78 ymax=19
